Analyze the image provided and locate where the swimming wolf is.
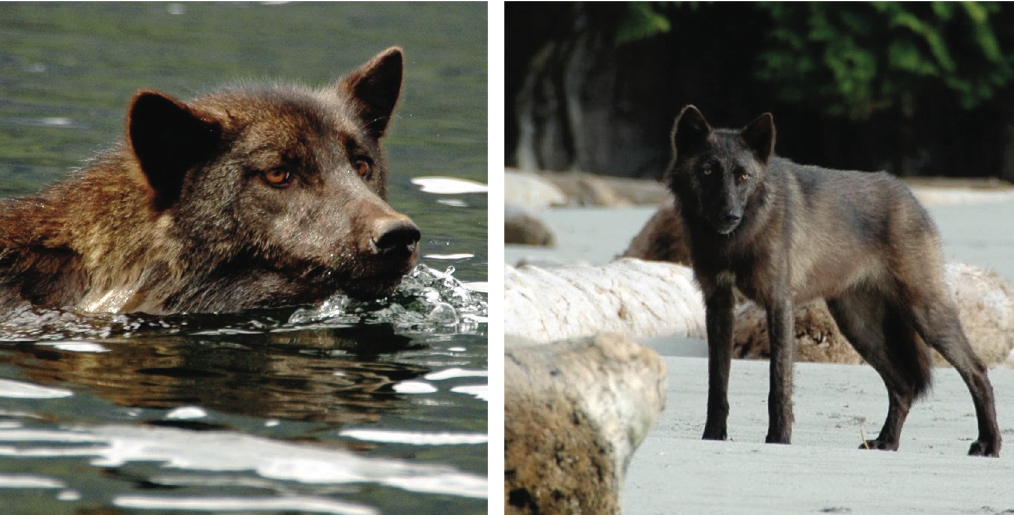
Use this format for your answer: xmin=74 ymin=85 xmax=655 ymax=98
xmin=666 ymin=105 xmax=1000 ymax=456
xmin=0 ymin=47 xmax=420 ymax=315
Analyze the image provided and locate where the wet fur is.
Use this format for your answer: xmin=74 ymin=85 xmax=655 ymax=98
xmin=0 ymin=48 xmax=420 ymax=315
xmin=667 ymin=105 xmax=1001 ymax=456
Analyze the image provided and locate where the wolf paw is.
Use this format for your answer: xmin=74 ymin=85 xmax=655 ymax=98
xmin=765 ymin=434 xmax=791 ymax=445
xmin=967 ymin=439 xmax=1001 ymax=457
xmin=859 ymin=439 xmax=898 ymax=451
xmin=701 ymin=428 xmax=727 ymax=441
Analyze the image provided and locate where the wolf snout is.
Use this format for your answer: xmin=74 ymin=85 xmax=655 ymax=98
xmin=370 ymin=216 xmax=421 ymax=257
xmin=722 ymin=212 xmax=742 ymax=226
xmin=713 ymin=211 xmax=742 ymax=234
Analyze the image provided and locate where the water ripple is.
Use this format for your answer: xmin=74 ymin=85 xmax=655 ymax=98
xmin=0 ymin=424 xmax=488 ymax=499
xmin=0 ymin=379 xmax=73 ymax=399
xmin=339 ymin=429 xmax=488 ymax=446
xmin=115 ymin=495 xmax=377 ymax=515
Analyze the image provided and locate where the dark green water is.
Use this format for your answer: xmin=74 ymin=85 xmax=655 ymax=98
xmin=0 ymin=3 xmax=487 ymax=514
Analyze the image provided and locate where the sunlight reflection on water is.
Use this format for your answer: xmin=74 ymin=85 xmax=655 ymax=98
xmin=0 ymin=424 xmax=488 ymax=498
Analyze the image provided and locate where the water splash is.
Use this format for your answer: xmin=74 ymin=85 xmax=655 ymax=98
xmin=0 ymin=306 xmax=144 ymax=342
xmin=0 ymin=265 xmax=486 ymax=341
xmin=288 ymin=265 xmax=488 ymax=334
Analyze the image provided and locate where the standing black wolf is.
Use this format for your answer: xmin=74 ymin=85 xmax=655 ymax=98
xmin=666 ymin=105 xmax=1001 ymax=456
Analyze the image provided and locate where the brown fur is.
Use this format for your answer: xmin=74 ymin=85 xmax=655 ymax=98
xmin=667 ymin=105 xmax=1000 ymax=456
xmin=0 ymin=48 xmax=420 ymax=315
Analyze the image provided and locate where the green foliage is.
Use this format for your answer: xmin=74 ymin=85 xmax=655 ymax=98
xmin=756 ymin=2 xmax=1014 ymax=120
xmin=615 ymin=3 xmax=674 ymax=45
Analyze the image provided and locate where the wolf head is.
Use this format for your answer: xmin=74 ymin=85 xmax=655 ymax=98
xmin=124 ymin=47 xmax=420 ymax=303
xmin=666 ymin=105 xmax=775 ymax=235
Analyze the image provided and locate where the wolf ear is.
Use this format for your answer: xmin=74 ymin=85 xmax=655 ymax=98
xmin=740 ymin=113 xmax=776 ymax=165
xmin=128 ymin=91 xmax=222 ymax=211
xmin=672 ymin=105 xmax=712 ymax=155
xmin=340 ymin=47 xmax=404 ymax=139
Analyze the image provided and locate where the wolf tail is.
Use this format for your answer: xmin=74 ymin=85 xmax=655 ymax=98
xmin=829 ymin=296 xmax=934 ymax=399
xmin=894 ymin=332 xmax=934 ymax=399
xmin=881 ymin=307 xmax=934 ymax=399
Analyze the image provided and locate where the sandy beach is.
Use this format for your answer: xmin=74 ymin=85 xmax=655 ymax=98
xmin=625 ymin=356 xmax=1014 ymax=514
xmin=506 ymin=194 xmax=1014 ymax=514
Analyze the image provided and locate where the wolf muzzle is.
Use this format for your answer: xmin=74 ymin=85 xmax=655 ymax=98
xmin=370 ymin=215 xmax=421 ymax=258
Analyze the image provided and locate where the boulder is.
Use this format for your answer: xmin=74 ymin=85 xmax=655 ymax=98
xmin=621 ymin=202 xmax=690 ymax=265
xmin=505 ymin=205 xmax=556 ymax=246
xmin=537 ymin=171 xmax=669 ymax=207
xmin=505 ymin=169 xmax=671 ymax=209
xmin=595 ymin=176 xmax=670 ymax=206
xmin=505 ymin=333 xmax=667 ymax=515
xmin=504 ymin=169 xmax=568 ymax=211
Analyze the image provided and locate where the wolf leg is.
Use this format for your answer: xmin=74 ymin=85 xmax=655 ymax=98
xmin=906 ymin=296 xmax=1001 ymax=457
xmin=826 ymin=292 xmax=922 ymax=451
xmin=703 ymin=284 xmax=736 ymax=441
xmin=765 ymin=295 xmax=794 ymax=444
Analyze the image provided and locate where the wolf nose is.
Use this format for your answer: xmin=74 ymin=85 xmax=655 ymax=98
xmin=371 ymin=217 xmax=421 ymax=257
xmin=722 ymin=213 xmax=742 ymax=225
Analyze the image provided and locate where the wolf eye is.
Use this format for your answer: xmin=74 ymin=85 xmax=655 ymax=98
xmin=353 ymin=157 xmax=373 ymax=179
xmin=702 ymin=167 xmax=712 ymax=176
xmin=739 ymin=172 xmax=750 ymax=181
xmin=262 ymin=169 xmax=293 ymax=187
